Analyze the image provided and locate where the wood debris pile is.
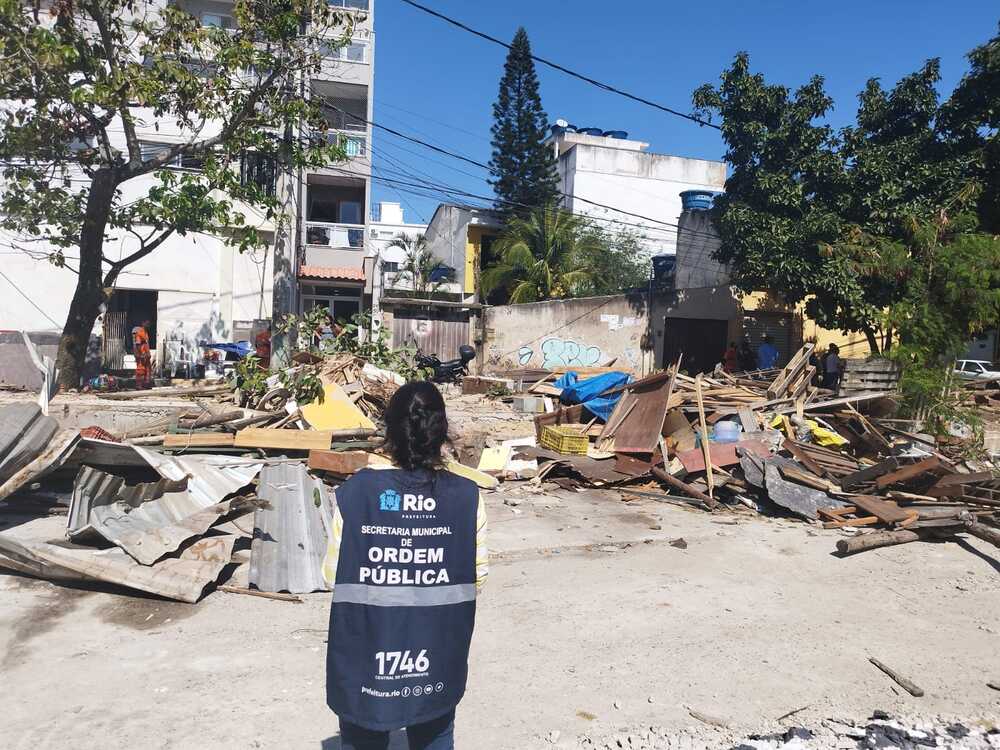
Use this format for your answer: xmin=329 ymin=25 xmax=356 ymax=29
xmin=496 ymin=345 xmax=999 ymax=561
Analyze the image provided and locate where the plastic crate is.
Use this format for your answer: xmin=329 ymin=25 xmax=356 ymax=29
xmin=540 ymin=424 xmax=589 ymax=455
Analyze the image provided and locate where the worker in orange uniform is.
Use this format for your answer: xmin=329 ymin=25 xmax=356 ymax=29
xmin=254 ymin=326 xmax=271 ymax=368
xmin=132 ymin=320 xmax=153 ymax=389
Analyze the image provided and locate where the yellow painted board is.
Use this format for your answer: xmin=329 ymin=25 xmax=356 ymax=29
xmin=300 ymin=383 xmax=375 ymax=431
xmin=477 ymin=446 xmax=512 ymax=472
xmin=446 ymin=460 xmax=499 ymax=489
xmin=234 ymin=428 xmax=333 ymax=451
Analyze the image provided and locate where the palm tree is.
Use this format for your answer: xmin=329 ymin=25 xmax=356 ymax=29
xmin=387 ymin=233 xmax=445 ymax=298
xmin=481 ymin=208 xmax=597 ymax=303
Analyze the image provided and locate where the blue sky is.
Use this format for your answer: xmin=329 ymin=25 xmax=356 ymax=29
xmin=370 ymin=0 xmax=999 ymax=223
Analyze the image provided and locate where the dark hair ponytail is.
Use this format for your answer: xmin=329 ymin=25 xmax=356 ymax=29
xmin=384 ymin=381 xmax=448 ymax=472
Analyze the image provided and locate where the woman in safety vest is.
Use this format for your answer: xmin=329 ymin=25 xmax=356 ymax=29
xmin=323 ymin=380 xmax=488 ymax=750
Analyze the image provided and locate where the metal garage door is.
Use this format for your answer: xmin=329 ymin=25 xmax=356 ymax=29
xmin=390 ymin=307 xmax=470 ymax=360
xmin=741 ymin=311 xmax=793 ymax=368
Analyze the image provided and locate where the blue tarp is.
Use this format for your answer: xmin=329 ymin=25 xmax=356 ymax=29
xmin=201 ymin=341 xmax=254 ymax=358
xmin=554 ymin=370 xmax=631 ymax=422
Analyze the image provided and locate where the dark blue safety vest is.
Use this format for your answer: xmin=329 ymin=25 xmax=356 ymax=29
xmin=326 ymin=467 xmax=479 ymax=730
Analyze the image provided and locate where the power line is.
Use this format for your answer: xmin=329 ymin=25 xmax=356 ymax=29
xmin=397 ymin=0 xmax=720 ymax=131
xmin=0 ymin=266 xmax=62 ymax=328
xmin=319 ymin=99 xmax=723 ymax=240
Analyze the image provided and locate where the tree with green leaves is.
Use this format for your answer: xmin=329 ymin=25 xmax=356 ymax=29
xmin=488 ymin=27 xmax=559 ymax=220
xmin=0 ymin=0 xmax=354 ymax=388
xmin=941 ymin=23 xmax=1000 ymax=233
xmin=481 ymin=208 xmax=596 ymax=303
xmin=573 ymin=226 xmax=651 ymax=296
xmin=692 ymin=52 xmax=984 ymax=354
xmin=388 ymin=233 xmax=445 ymax=298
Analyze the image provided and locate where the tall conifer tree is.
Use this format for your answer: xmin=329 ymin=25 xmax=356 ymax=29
xmin=488 ymin=28 xmax=559 ymax=219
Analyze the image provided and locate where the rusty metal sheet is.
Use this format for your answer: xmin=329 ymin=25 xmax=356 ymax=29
xmin=0 ymin=533 xmax=238 ymax=603
xmin=677 ymin=439 xmax=772 ymax=473
xmin=67 ymin=466 xmax=254 ymax=565
xmin=249 ymin=462 xmax=333 ymax=594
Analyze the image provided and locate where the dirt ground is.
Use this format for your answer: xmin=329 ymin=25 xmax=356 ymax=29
xmin=1 ymin=482 xmax=998 ymax=749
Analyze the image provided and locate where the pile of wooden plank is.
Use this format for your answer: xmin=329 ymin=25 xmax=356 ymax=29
xmin=506 ymin=346 xmax=999 ymax=561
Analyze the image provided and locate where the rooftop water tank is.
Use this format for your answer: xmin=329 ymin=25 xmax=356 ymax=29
xmin=578 ymin=127 xmax=604 ymax=136
xmin=602 ymin=130 xmax=628 ymax=139
xmin=680 ymin=190 xmax=719 ymax=211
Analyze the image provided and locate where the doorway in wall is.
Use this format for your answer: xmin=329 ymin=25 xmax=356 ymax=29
xmin=102 ymin=289 xmax=158 ymax=370
xmin=662 ymin=317 xmax=728 ymax=374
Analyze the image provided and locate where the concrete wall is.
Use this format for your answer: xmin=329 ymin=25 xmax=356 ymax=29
xmin=0 ymin=229 xmax=273 ymax=376
xmin=484 ymin=294 xmax=654 ymax=374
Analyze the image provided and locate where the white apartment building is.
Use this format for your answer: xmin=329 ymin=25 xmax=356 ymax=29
xmin=364 ymin=201 xmax=428 ymax=327
xmin=548 ymin=126 xmax=726 ymax=257
xmin=0 ymin=0 xmax=375 ymax=380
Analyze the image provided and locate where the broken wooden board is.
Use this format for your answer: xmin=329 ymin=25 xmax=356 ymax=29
xmin=849 ymin=495 xmax=916 ymax=525
xmin=162 ymin=433 xmax=236 ymax=448
xmin=925 ymin=471 xmax=995 ymax=498
xmin=308 ymin=450 xmax=391 ymax=475
xmin=874 ymin=457 xmax=942 ymax=489
xmin=676 ymin=439 xmax=772 ymax=473
xmin=606 ymin=368 xmax=677 ymax=454
xmin=663 ymin=409 xmax=697 ymax=452
xmin=839 ymin=457 xmax=900 ymax=491
xmin=766 ymin=343 xmax=814 ymax=399
xmin=651 ymin=466 xmax=715 ymax=508
xmin=763 ymin=462 xmax=844 ymax=520
xmin=234 ymin=428 xmax=333 ymax=451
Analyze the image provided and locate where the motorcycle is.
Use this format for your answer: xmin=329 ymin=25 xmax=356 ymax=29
xmin=416 ymin=345 xmax=476 ymax=384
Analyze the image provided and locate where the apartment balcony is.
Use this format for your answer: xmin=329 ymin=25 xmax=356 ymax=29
xmin=304 ymin=221 xmax=366 ymax=268
xmin=327 ymin=0 xmax=369 ymax=9
xmin=306 ymin=221 xmax=365 ymax=250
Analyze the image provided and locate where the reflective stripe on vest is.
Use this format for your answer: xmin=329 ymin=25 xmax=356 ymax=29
xmin=333 ymin=583 xmax=476 ymax=607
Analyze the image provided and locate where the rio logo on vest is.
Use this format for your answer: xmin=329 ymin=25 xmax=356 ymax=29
xmin=379 ymin=489 xmax=436 ymax=513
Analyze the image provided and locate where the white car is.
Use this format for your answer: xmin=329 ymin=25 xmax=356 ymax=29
xmin=954 ymin=359 xmax=1000 ymax=381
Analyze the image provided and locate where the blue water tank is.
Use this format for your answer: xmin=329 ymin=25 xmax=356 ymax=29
xmin=578 ymin=127 xmax=604 ymax=136
xmin=680 ymin=190 xmax=719 ymax=211
xmin=603 ymin=130 xmax=628 ymax=139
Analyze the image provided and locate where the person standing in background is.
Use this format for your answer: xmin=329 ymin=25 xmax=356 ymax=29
xmin=756 ymin=335 xmax=780 ymax=370
xmin=723 ymin=342 xmax=739 ymax=373
xmin=254 ymin=326 xmax=271 ymax=368
xmin=738 ymin=339 xmax=755 ymax=371
xmin=131 ymin=320 xmax=152 ymax=389
xmin=823 ymin=343 xmax=843 ymax=391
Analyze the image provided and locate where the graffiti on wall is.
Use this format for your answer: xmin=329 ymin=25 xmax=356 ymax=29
xmin=517 ymin=338 xmax=604 ymax=368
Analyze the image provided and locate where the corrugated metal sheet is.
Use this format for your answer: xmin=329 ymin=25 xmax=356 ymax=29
xmin=249 ymin=462 xmax=333 ymax=594
xmin=66 ymin=466 xmax=255 ymax=565
xmin=0 ymin=428 xmax=79 ymax=502
xmin=0 ymin=532 xmax=238 ymax=603
xmin=132 ymin=446 xmax=264 ymax=508
xmin=0 ymin=403 xmax=59 ymax=486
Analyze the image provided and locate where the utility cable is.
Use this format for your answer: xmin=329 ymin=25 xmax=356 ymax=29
xmin=397 ymin=0 xmax=720 ymax=130
xmin=318 ymin=98 xmax=723 ymax=240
